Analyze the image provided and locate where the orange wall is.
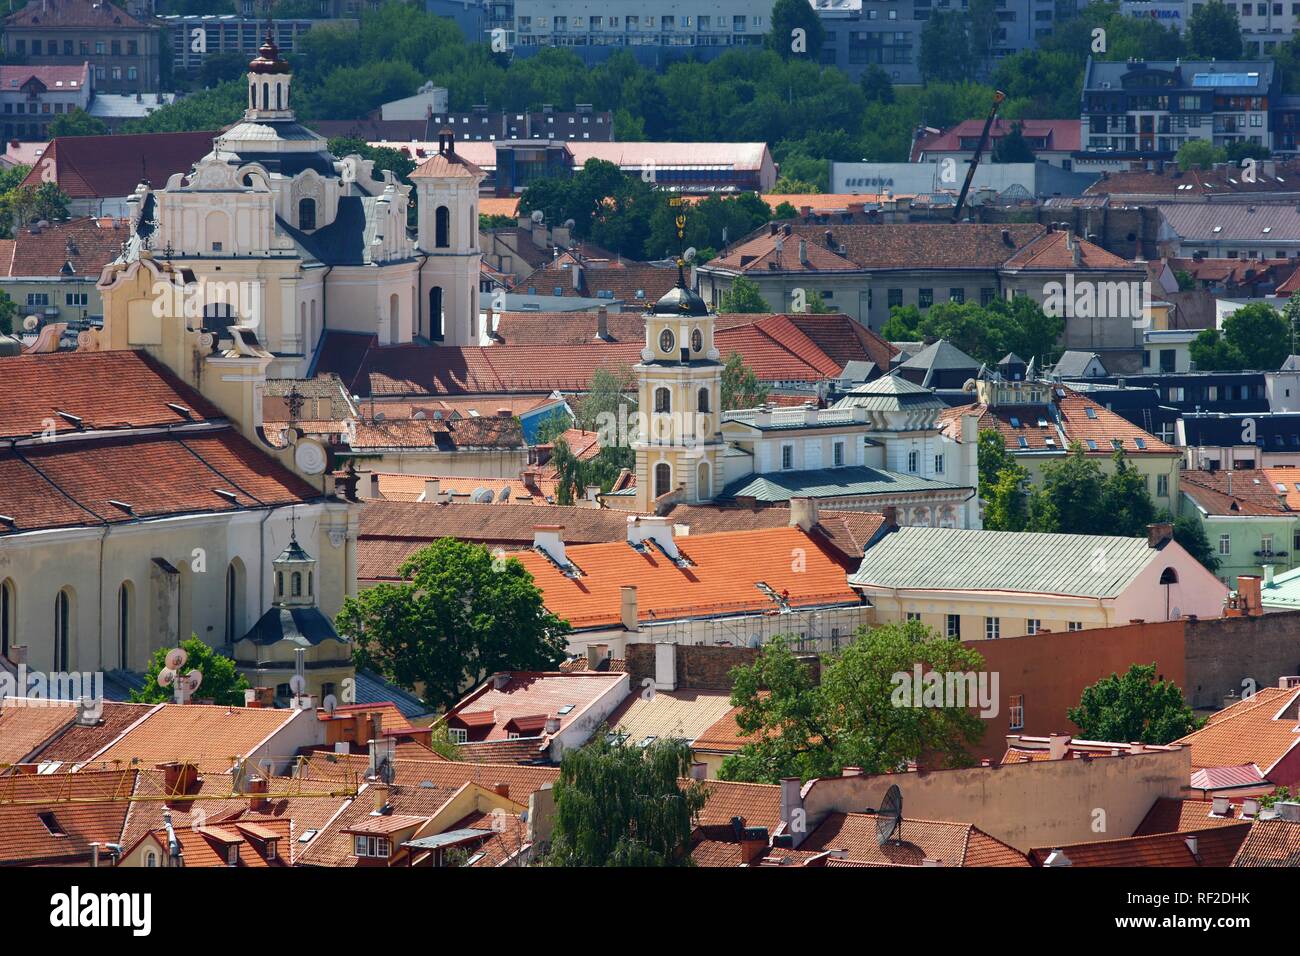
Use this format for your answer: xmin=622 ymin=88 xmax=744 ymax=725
xmin=961 ymin=620 xmax=1187 ymax=763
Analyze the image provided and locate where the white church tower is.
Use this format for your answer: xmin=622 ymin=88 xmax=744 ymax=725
xmin=410 ymin=128 xmax=485 ymax=347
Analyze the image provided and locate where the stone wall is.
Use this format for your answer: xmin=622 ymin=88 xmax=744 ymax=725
xmin=624 ymin=643 xmax=761 ymax=690
xmin=1184 ymin=610 xmax=1300 ymax=709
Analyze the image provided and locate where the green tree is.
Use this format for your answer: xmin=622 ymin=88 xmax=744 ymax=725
xmin=1068 ymin=663 xmax=1201 ymax=744
xmin=1029 ymin=442 xmax=1106 ymax=533
xmin=719 ymin=624 xmax=987 ymax=783
xmin=334 ymin=539 xmax=571 ymax=711
xmin=0 ymin=290 xmax=15 ymax=335
xmin=919 ymin=11 xmax=973 ymax=84
xmin=131 ymin=637 xmax=250 ymax=706
xmin=48 ymin=108 xmax=108 ymax=138
xmin=121 ymin=78 xmax=246 ymax=133
xmin=1187 ymin=0 xmax=1243 ymax=60
xmin=992 ymin=122 xmax=1035 ymax=163
xmin=768 ymin=0 xmax=826 ymax=60
xmin=198 ymin=51 xmax=252 ymax=88
xmin=1226 ymin=141 xmax=1271 ymax=164
xmin=1191 ymin=303 xmax=1290 ymax=371
xmin=977 ymin=427 xmax=1017 ymax=493
xmin=1102 ymin=450 xmax=1157 ymax=538
xmin=721 ymin=351 xmax=770 ymax=410
xmin=859 ymin=64 xmax=895 ymax=105
xmin=1172 ymin=512 xmax=1222 ymax=574
xmin=325 ymin=137 xmax=417 ymax=185
xmin=718 ymin=276 xmax=769 ymax=314
xmin=547 ymin=735 xmax=708 ymax=866
xmin=1177 ymin=139 xmax=1228 ymax=171
xmin=574 ymin=364 xmax=637 ymax=432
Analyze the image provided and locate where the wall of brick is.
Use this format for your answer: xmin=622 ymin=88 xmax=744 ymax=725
xmin=624 ymin=643 xmax=762 ymax=690
xmin=1184 ymin=611 xmax=1300 ymax=709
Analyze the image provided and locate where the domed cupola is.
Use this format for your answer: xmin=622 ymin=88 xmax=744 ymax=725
xmin=650 ymin=263 xmax=709 ymax=318
xmin=248 ymin=32 xmax=290 ymax=75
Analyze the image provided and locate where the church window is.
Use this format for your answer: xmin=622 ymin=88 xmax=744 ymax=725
xmin=654 ymin=462 xmax=672 ymax=498
xmin=298 ymin=198 xmax=316 ymax=231
xmin=655 ymin=387 xmax=671 ymax=413
xmin=697 ymin=388 xmax=709 ymax=413
xmin=659 ymin=329 xmax=674 ymax=353
xmin=435 ymin=206 xmax=450 ymax=248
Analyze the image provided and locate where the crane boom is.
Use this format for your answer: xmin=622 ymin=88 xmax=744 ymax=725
xmin=950 ymin=89 xmax=1007 ymax=223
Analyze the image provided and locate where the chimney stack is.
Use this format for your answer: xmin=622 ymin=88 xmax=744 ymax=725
xmin=798 ymin=239 xmax=809 ymax=266
xmin=626 ymin=515 xmax=678 ymax=558
xmin=533 ymin=525 xmax=568 ymax=566
xmin=595 ymin=305 xmax=609 ymax=341
xmin=620 ymin=585 xmax=638 ymax=632
xmin=788 ymin=496 xmax=819 ymax=532
xmin=1146 ymin=522 xmax=1173 ymax=549
xmin=586 ymin=642 xmax=609 ymax=670
xmin=1048 ymin=733 xmax=1070 ymax=761
xmin=423 ymin=478 xmax=440 ymax=502
xmin=779 ymin=777 xmax=806 ymax=848
xmin=493 ymin=782 xmax=510 ymax=799
xmin=246 ymin=775 xmax=270 ymax=813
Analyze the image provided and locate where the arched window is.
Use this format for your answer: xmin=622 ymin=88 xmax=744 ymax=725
xmin=292 ymin=572 xmax=302 ymax=597
xmin=697 ymin=387 xmax=710 ymax=413
xmin=118 ymin=583 xmax=131 ymax=669
xmin=1 ymin=579 xmax=13 ymax=659
xmin=435 ymin=205 xmax=450 ymax=248
xmin=389 ymin=293 xmax=400 ymax=343
xmin=225 ymin=562 xmax=244 ymax=643
xmin=276 ymin=572 xmax=284 ymax=599
xmin=654 ymin=387 xmax=671 ymax=414
xmin=697 ymin=461 xmax=711 ymax=500
xmin=262 ymin=82 xmax=269 ymax=111
xmin=654 ymin=462 xmax=672 ymax=499
xmin=276 ymin=82 xmax=282 ymax=110
xmin=1159 ymin=567 xmax=1179 ymax=585
xmin=298 ymin=197 xmax=316 ymax=231
xmin=54 ymin=589 xmax=71 ymax=670
xmin=428 ymin=287 xmax=444 ymax=341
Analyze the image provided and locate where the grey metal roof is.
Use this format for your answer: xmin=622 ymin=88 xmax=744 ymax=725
xmin=1158 ymin=202 xmax=1300 ymax=243
xmin=833 ymin=372 xmax=946 ymax=412
xmin=849 ymin=526 xmax=1166 ymax=598
xmin=1084 ymin=59 xmax=1275 ymax=93
xmin=899 ymin=339 xmax=980 ymax=373
xmin=718 ymin=466 xmax=962 ymax=503
xmin=1052 ymin=350 xmax=1107 ymax=378
xmin=403 ymin=828 xmax=494 ymax=850
xmin=353 ymin=669 xmax=436 ymax=719
xmin=241 ymin=606 xmax=344 ymax=648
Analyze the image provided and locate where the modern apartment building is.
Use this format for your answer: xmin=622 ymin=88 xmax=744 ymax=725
xmin=1079 ymin=57 xmax=1278 ymax=165
xmin=1121 ymin=0 xmax=1300 ymax=56
xmin=2 ymin=0 xmax=162 ymax=94
xmin=162 ymin=15 xmax=356 ymax=74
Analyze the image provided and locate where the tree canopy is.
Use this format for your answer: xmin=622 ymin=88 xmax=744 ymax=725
xmin=547 ymin=735 xmax=708 ymax=866
xmin=881 ymin=297 xmax=1064 ymax=368
xmin=334 ymin=538 xmax=570 ymax=711
xmin=1190 ymin=303 xmax=1291 ymax=372
xmin=718 ymin=624 xmax=987 ymax=783
xmin=718 ymin=276 xmax=770 ymax=314
xmin=1068 ymin=663 xmax=1201 ymax=744
xmin=131 ymin=637 xmax=250 ymax=706
xmin=721 ymin=351 xmax=770 ymax=410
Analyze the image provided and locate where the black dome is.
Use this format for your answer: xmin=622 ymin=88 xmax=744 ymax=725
xmin=650 ymin=283 xmax=709 ymax=317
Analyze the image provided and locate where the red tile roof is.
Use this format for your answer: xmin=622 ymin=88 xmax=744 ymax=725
xmin=1181 ymin=469 xmax=1291 ymax=517
xmin=940 ymin=385 xmax=1176 ymax=457
xmin=911 ymin=118 xmax=1081 ymax=160
xmin=1134 ymin=797 xmax=1257 ymax=835
xmin=0 ymin=769 xmax=135 ymax=865
xmin=409 ymin=147 xmax=484 ymax=180
xmin=799 ymin=812 xmax=1029 ymax=867
xmin=515 ymin=255 xmax=678 ymax=309
xmin=6 ymin=0 xmax=154 ymax=29
xmin=2 ymin=216 xmax=131 ymax=279
xmin=1001 ymin=230 xmax=1137 ymax=272
xmin=91 ymin=703 xmax=307 ymax=775
xmin=512 ymin=526 xmax=862 ymax=630
xmin=1175 ymin=686 xmax=1300 ymax=778
xmin=1028 ymin=823 xmax=1250 ymax=867
xmin=0 ymin=701 xmax=77 ymax=764
xmin=19 ymin=130 xmax=215 ymax=199
xmin=1232 ymin=818 xmax=1300 ymax=866
xmin=0 ymin=63 xmax=88 ymax=94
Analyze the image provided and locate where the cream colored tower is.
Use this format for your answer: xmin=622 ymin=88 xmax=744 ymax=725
xmin=634 ymin=264 xmax=723 ymax=511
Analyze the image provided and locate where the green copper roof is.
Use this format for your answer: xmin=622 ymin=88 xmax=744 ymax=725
xmin=718 ymin=466 xmax=963 ymax=503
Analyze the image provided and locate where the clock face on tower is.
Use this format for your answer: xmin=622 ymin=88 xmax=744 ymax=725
xmin=659 ymin=328 xmax=675 ymax=353
xmin=691 ymin=328 xmax=703 ymax=353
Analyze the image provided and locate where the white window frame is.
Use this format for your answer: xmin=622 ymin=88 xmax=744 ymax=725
xmin=985 ymin=616 xmax=1000 ymax=639
xmin=448 ymin=727 xmax=468 ymax=744
xmin=1009 ymin=695 xmax=1024 ymax=730
xmin=1219 ymin=534 xmax=1231 ymax=556
xmin=1026 ymin=618 xmax=1040 ymax=635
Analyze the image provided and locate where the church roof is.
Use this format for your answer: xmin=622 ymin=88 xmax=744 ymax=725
xmin=649 ymin=275 xmax=708 ymax=317
xmin=239 ymin=606 xmax=344 ymax=649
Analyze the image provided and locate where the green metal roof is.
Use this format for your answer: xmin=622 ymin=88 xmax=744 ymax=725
xmin=849 ymin=526 xmax=1167 ymax=598
xmin=718 ymin=466 xmax=963 ymax=503
xmin=1261 ymin=566 xmax=1300 ymax=608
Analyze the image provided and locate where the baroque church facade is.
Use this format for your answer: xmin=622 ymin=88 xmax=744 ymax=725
xmin=107 ymin=31 xmax=484 ymax=380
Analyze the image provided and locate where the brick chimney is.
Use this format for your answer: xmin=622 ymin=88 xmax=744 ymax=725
xmin=1147 ymin=522 xmax=1173 ymax=549
xmin=246 ymin=775 xmax=270 ymax=813
xmin=157 ymin=761 xmax=199 ymax=799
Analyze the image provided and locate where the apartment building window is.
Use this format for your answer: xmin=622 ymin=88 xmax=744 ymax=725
xmin=906 ymin=612 xmax=921 ymax=622
xmin=111 ymin=40 xmax=121 ymax=55
xmin=946 ymin=614 xmax=960 ymax=639
xmin=887 ymin=288 xmax=902 ymax=309
xmin=95 ymin=41 xmax=105 ymax=55
xmin=12 ymin=40 xmax=23 ymax=55
xmin=63 ymin=40 xmax=72 ymax=55
xmin=981 ymin=288 xmax=995 ymax=306
xmin=1219 ymin=534 xmax=1231 ymax=555
xmin=907 ymin=450 xmax=918 ymax=472
xmin=918 ymin=288 xmax=933 ymax=308
xmin=448 ymin=727 xmax=467 ymax=744
xmin=1026 ymin=619 xmax=1040 ymax=635
xmin=128 ymin=67 xmax=138 ymax=81
xmin=950 ymin=288 xmax=965 ymax=303
xmin=781 ymin=444 xmax=794 ymax=469
xmin=64 ymin=293 xmax=88 ymax=306
xmin=26 ymin=293 xmax=48 ymax=306
xmin=985 ymin=616 xmax=1000 ymax=639
xmin=128 ymin=40 xmax=138 ymax=55
xmin=353 ymin=836 xmax=390 ymax=858
xmin=934 ymin=454 xmax=944 ymax=473
xmin=833 ymin=441 xmax=845 ymax=467
xmin=1067 ymin=621 xmax=1083 ymax=631
xmin=1155 ymin=474 xmax=1169 ymax=497
xmin=1009 ymin=695 xmax=1024 ymax=730
xmin=1262 ymin=533 xmax=1275 ymax=554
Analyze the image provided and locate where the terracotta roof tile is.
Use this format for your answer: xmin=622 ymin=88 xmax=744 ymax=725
xmin=1135 ymin=797 xmax=1256 ymax=835
xmin=1002 ymin=230 xmax=1137 ymax=271
xmin=1175 ymin=687 xmax=1300 ymax=777
xmin=19 ymin=701 xmax=156 ymax=764
xmin=7 ymin=0 xmax=154 ymax=30
xmin=4 ymin=216 xmax=130 ymax=279
xmin=912 ymin=118 xmax=1080 ymax=158
xmin=1029 ymin=823 xmax=1250 ymax=866
xmin=1232 ymin=818 xmax=1300 ymax=866
xmin=1181 ymin=469 xmax=1291 ymax=517
xmin=0 ymin=701 xmax=76 ymax=764
xmin=18 ymin=129 xmax=214 ymax=199
xmin=92 ymin=703 xmax=308 ymax=775
xmin=444 ymin=672 xmax=627 ymax=744
xmin=0 ymin=769 xmax=135 ymax=865
xmin=800 ymin=812 xmax=1029 ymax=867
xmin=512 ymin=526 xmax=861 ymax=629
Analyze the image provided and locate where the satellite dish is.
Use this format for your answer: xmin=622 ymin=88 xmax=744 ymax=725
xmin=471 ymin=487 xmax=493 ymax=503
xmin=530 ymin=210 xmax=544 ymax=223
xmin=413 ymin=410 xmax=426 ymax=420
xmin=185 ymin=669 xmax=203 ymax=693
xmin=156 ymin=668 xmax=175 ymax=689
xmin=499 ymin=486 xmax=512 ymax=501
xmin=165 ymin=648 xmax=188 ymax=671
xmin=22 ymin=315 xmax=38 ymax=331
xmin=373 ymin=411 xmax=386 ymax=422
xmin=563 ymin=218 xmax=575 ymax=230
xmin=289 ymin=674 xmax=307 ymax=695
xmin=876 ymin=784 xmax=903 ymax=846
xmin=683 ymin=246 xmax=697 ymax=263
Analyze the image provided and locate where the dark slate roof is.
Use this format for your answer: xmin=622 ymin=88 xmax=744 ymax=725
xmin=718 ymin=465 xmax=963 ymax=503
xmin=353 ymin=669 xmax=436 ymax=720
xmin=241 ymin=606 xmax=343 ymax=648
xmin=1052 ymin=350 xmax=1107 ymax=377
xmin=278 ymin=196 xmax=376 ymax=267
xmin=1183 ymin=412 xmax=1300 ymax=449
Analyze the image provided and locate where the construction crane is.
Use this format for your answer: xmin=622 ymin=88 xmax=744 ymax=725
xmin=950 ymin=89 xmax=1007 ymax=223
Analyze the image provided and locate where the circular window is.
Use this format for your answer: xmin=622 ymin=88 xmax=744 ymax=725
xmin=691 ymin=328 xmax=703 ymax=352
xmin=659 ymin=328 xmax=675 ymax=353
